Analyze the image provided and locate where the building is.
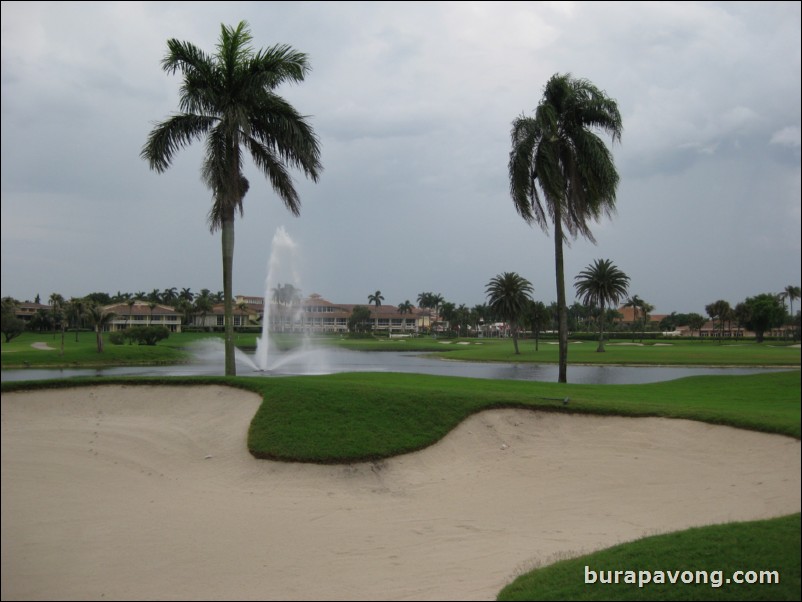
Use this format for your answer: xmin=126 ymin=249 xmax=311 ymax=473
xmin=246 ymin=293 xmax=424 ymax=334
xmin=102 ymin=301 xmax=182 ymax=333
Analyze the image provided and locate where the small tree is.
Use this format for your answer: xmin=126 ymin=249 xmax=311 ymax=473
xmin=686 ymin=313 xmax=707 ymax=338
xmin=526 ymin=300 xmax=551 ymax=351
xmin=486 ymin=272 xmax=534 ymax=355
xmin=84 ymin=304 xmax=116 ymax=353
xmin=348 ymin=306 xmax=373 ymax=334
xmin=741 ymin=294 xmax=785 ymax=342
xmin=573 ymin=259 xmax=630 ymax=352
xmin=1 ymin=298 xmax=24 ymax=343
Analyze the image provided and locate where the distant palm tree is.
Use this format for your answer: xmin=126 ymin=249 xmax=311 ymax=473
xmin=509 ymin=73 xmax=622 ymax=382
xmin=162 ymin=287 xmax=178 ymax=306
xmin=784 ymin=286 xmax=800 ymax=315
xmin=368 ymin=290 xmax=384 ymax=307
xmin=66 ymin=297 xmax=87 ymax=342
xmin=126 ymin=298 xmax=136 ymax=329
xmin=705 ymin=299 xmax=731 ymax=343
xmin=486 ymin=272 xmax=534 ymax=354
xmin=782 ymin=285 xmax=800 ymax=338
xmin=85 ymin=304 xmax=116 ymax=353
xmin=574 ymin=259 xmax=630 ymax=352
xmin=623 ymin=295 xmax=642 ymax=341
xmin=526 ymin=300 xmax=551 ymax=351
xmin=397 ymin=300 xmax=413 ymax=314
xmin=141 ymin=21 xmax=322 ymax=375
xmin=194 ymin=293 xmax=213 ymax=331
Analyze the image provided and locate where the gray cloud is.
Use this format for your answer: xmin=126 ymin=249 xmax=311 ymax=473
xmin=2 ymin=1 xmax=799 ymax=315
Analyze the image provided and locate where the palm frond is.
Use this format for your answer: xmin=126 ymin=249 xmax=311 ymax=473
xmin=140 ymin=114 xmax=216 ymax=172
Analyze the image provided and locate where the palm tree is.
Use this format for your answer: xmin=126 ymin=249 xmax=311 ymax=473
xmin=66 ymin=297 xmax=87 ymax=342
xmin=126 ymin=298 xmax=136 ymax=329
xmin=574 ymin=259 xmax=630 ymax=352
xmin=509 ymin=73 xmax=622 ymax=382
xmin=623 ymin=295 xmax=642 ymax=341
xmin=84 ymin=304 xmax=116 ymax=353
xmin=485 ymin=272 xmax=534 ymax=354
xmin=368 ymin=290 xmax=384 ymax=307
xmin=783 ymin=285 xmax=800 ymax=317
xmin=781 ymin=285 xmax=800 ymax=339
xmin=705 ymin=299 xmax=731 ymax=343
xmin=526 ymin=300 xmax=551 ymax=351
xmin=397 ymin=300 xmax=413 ymax=315
xmin=141 ymin=21 xmax=322 ymax=375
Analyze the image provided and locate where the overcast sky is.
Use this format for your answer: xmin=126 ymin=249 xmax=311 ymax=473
xmin=2 ymin=1 xmax=800 ymax=315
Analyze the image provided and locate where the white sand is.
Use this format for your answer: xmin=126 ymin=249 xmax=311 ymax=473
xmin=2 ymin=385 xmax=799 ymax=601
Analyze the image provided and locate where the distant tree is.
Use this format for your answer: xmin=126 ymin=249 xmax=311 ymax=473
xmin=686 ymin=313 xmax=707 ymax=338
xmin=179 ymin=288 xmax=195 ymax=303
xmin=623 ymin=295 xmax=642 ymax=341
xmin=741 ymin=294 xmax=785 ymax=342
xmin=272 ymin=283 xmax=301 ymax=306
xmin=84 ymin=304 xmax=116 ymax=353
xmin=194 ymin=291 xmax=214 ymax=330
xmin=126 ymin=298 xmax=136 ymax=328
xmin=147 ymin=301 xmax=158 ymax=325
xmin=49 ymin=293 xmax=65 ymax=340
xmin=348 ymin=305 xmax=372 ymax=333
xmin=486 ymin=272 xmax=534 ymax=354
xmin=453 ymin=304 xmax=472 ymax=336
xmin=705 ymin=299 xmax=731 ymax=343
xmin=472 ymin=303 xmax=491 ymax=337
xmin=162 ymin=287 xmax=178 ymax=306
xmin=368 ymin=290 xmax=384 ymax=308
xmin=397 ymin=300 xmax=413 ymax=315
xmin=574 ymin=259 xmax=630 ymax=352
xmin=526 ymin=300 xmax=551 ymax=351
xmin=85 ymin=292 xmax=112 ymax=305
xmin=781 ymin=285 xmax=800 ymax=340
xmin=1 ymin=298 xmax=24 ymax=343
xmin=509 ymin=73 xmax=622 ymax=382
xmin=66 ymin=297 xmax=87 ymax=342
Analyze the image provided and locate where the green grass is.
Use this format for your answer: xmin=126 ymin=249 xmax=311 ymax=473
xmin=424 ymin=338 xmax=801 ymax=366
xmin=498 ymin=513 xmax=801 ymax=601
xmin=2 ymin=332 xmax=799 ymax=370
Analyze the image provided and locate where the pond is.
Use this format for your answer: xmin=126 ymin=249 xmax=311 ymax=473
xmin=0 ymin=347 xmax=787 ymax=385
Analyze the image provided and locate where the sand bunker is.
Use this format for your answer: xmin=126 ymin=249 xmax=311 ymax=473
xmin=2 ymin=385 xmax=799 ymax=601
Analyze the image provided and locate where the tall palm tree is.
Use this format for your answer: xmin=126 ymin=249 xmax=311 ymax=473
xmin=368 ymin=290 xmax=384 ymax=307
xmin=141 ymin=21 xmax=322 ymax=375
xmin=397 ymin=300 xmax=413 ymax=315
xmin=509 ymin=73 xmax=622 ymax=382
xmin=574 ymin=259 xmax=630 ymax=352
xmin=485 ymin=272 xmax=534 ymax=355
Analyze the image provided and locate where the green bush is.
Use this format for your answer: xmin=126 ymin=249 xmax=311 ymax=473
xmin=109 ymin=331 xmax=127 ymax=345
xmin=126 ymin=326 xmax=170 ymax=345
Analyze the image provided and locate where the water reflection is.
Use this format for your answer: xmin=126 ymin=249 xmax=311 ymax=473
xmin=0 ymin=348 xmax=785 ymax=384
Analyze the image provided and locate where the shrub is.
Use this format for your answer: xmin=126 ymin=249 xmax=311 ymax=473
xmin=126 ymin=326 xmax=170 ymax=345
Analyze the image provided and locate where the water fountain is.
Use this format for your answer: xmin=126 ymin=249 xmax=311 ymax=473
xmin=251 ymin=226 xmax=332 ymax=375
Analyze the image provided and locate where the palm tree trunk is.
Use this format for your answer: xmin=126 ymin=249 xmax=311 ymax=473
xmin=222 ymin=209 xmax=236 ymax=376
xmin=512 ymin=325 xmax=520 ymax=354
xmin=554 ymin=220 xmax=568 ymax=383
xmin=597 ymin=300 xmax=606 ymax=352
